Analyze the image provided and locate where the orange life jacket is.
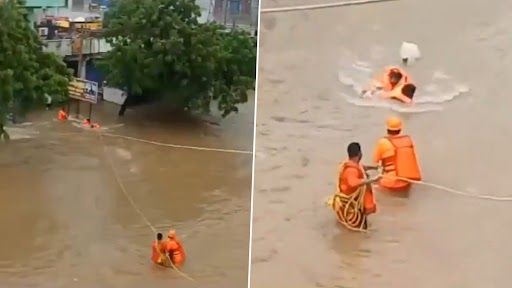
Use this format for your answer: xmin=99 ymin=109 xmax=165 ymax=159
xmin=380 ymin=66 xmax=411 ymax=92
xmin=381 ymin=135 xmax=422 ymax=181
xmin=166 ymin=239 xmax=186 ymax=266
xmin=338 ymin=161 xmax=376 ymax=215
xmin=57 ymin=110 xmax=68 ymax=121
xmin=339 ymin=161 xmax=365 ymax=195
xmin=151 ymin=240 xmax=164 ymax=264
xmin=82 ymin=119 xmax=100 ymax=129
xmin=381 ymin=67 xmax=414 ymax=104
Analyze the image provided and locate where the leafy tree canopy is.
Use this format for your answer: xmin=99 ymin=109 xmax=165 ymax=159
xmin=100 ymin=0 xmax=257 ymax=117
xmin=0 ymin=0 xmax=71 ymax=126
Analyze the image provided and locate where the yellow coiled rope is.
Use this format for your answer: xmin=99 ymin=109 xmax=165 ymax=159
xmin=326 ymin=186 xmax=368 ymax=232
xmin=326 ymin=162 xmax=373 ymax=232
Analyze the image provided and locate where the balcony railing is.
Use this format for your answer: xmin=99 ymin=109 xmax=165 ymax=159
xmin=42 ymin=37 xmax=112 ymax=57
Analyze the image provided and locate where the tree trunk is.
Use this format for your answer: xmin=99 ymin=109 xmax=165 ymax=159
xmin=118 ymin=103 xmax=127 ymax=116
xmin=118 ymin=92 xmax=130 ymax=116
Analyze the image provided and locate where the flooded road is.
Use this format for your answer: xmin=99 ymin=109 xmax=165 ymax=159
xmin=252 ymin=0 xmax=512 ymax=287
xmin=0 ymin=97 xmax=254 ymax=288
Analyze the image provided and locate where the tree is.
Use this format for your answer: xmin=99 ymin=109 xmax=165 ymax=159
xmin=100 ymin=0 xmax=257 ymax=117
xmin=0 ymin=0 xmax=71 ymax=137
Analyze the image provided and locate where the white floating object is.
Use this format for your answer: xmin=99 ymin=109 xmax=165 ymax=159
xmin=400 ymin=41 xmax=421 ymax=65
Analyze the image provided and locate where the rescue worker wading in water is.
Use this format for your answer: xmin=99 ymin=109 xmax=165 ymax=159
xmin=362 ymin=66 xmax=417 ymax=104
xmin=165 ymin=229 xmax=186 ymax=268
xmin=82 ymin=118 xmax=100 ymax=129
xmin=373 ymin=116 xmax=422 ymax=193
xmin=57 ymin=107 xmax=68 ymax=121
xmin=337 ymin=142 xmax=381 ymax=229
xmin=151 ymin=233 xmax=168 ymax=266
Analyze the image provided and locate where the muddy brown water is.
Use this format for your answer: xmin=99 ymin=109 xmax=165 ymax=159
xmin=0 ymin=97 xmax=254 ymax=288
xmin=252 ymin=0 xmax=512 ymax=287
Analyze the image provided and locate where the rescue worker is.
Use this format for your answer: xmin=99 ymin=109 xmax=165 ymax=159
xmin=82 ymin=118 xmax=91 ymax=127
xmin=362 ymin=66 xmax=416 ymax=104
xmin=151 ymin=233 xmax=167 ymax=266
xmin=57 ymin=108 xmax=68 ymax=121
xmin=82 ymin=118 xmax=100 ymax=129
xmin=373 ymin=116 xmax=422 ymax=192
xmin=338 ymin=142 xmax=381 ymax=229
xmin=165 ymin=229 xmax=186 ymax=267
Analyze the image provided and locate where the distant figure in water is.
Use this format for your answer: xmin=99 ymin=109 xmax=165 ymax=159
xmin=0 ymin=123 xmax=9 ymax=142
xmin=82 ymin=118 xmax=100 ymax=129
xmin=362 ymin=66 xmax=416 ymax=104
xmin=165 ymin=229 xmax=186 ymax=267
xmin=151 ymin=233 xmax=168 ymax=266
xmin=57 ymin=107 xmax=68 ymax=121
xmin=45 ymin=93 xmax=52 ymax=110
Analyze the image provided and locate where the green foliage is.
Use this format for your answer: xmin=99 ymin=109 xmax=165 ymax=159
xmin=0 ymin=0 xmax=71 ymax=124
xmin=100 ymin=0 xmax=256 ymax=117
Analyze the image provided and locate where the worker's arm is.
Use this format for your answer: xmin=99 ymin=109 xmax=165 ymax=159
xmin=380 ymin=91 xmax=392 ymax=99
xmin=383 ymin=87 xmax=414 ymax=104
xmin=361 ymin=79 xmax=383 ymax=95
xmin=345 ymin=168 xmax=380 ymax=188
xmin=363 ymin=165 xmax=379 ymax=171
xmin=364 ymin=175 xmax=381 ymax=185
xmin=373 ymin=140 xmax=383 ymax=166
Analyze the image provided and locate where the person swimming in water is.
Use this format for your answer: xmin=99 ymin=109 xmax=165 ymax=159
xmin=362 ymin=67 xmax=416 ymax=104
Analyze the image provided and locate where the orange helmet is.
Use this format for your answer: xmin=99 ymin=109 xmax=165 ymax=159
xmin=386 ymin=116 xmax=402 ymax=131
xmin=167 ymin=229 xmax=177 ymax=239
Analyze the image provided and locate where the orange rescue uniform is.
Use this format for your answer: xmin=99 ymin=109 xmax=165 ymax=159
xmin=165 ymin=238 xmax=186 ymax=267
xmin=375 ymin=66 xmax=414 ymax=104
xmin=373 ymin=135 xmax=422 ymax=192
xmin=338 ymin=161 xmax=376 ymax=215
xmin=82 ymin=119 xmax=100 ymax=129
xmin=57 ymin=110 xmax=68 ymax=121
xmin=151 ymin=240 xmax=166 ymax=265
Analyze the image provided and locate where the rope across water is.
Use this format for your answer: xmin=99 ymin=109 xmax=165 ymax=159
xmin=102 ymin=132 xmax=252 ymax=155
xmin=328 ymin=173 xmax=512 ymax=232
xmin=391 ymin=176 xmax=512 ymax=201
xmin=97 ymin=132 xmax=196 ymax=282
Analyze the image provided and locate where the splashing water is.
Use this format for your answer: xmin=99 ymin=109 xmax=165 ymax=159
xmin=338 ymin=61 xmax=470 ymax=113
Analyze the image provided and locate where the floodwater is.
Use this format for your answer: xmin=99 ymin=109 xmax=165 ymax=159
xmin=0 ymin=97 xmax=254 ymax=288
xmin=252 ymin=0 xmax=512 ymax=287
